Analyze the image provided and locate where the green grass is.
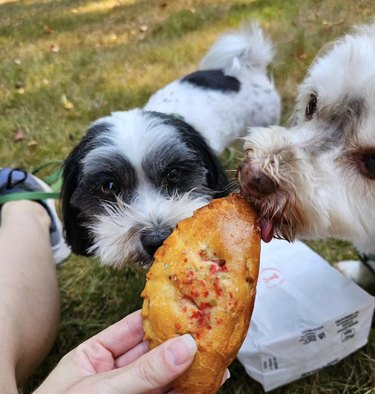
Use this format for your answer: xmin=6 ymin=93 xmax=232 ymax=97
xmin=0 ymin=0 xmax=374 ymax=392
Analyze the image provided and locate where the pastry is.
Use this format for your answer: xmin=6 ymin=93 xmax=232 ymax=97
xmin=141 ymin=193 xmax=260 ymax=394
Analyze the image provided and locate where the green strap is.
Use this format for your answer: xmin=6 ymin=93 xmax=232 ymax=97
xmin=31 ymin=161 xmax=64 ymax=192
xmin=31 ymin=160 xmax=63 ymax=176
xmin=44 ymin=168 xmax=63 ymax=192
xmin=0 ymin=191 xmax=60 ymax=206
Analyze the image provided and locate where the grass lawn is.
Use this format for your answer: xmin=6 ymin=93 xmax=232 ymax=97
xmin=1 ymin=0 xmax=374 ymax=392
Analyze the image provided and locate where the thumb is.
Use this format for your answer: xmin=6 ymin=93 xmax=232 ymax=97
xmin=108 ymin=334 xmax=197 ymax=394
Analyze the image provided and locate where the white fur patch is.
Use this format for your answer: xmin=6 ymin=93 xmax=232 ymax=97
xmin=89 ymin=109 xmax=177 ymax=172
xmin=144 ymin=20 xmax=280 ymax=153
xmin=88 ymin=186 xmax=209 ymax=268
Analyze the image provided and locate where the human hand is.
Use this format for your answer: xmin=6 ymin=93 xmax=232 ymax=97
xmin=34 ymin=310 xmax=198 ymax=394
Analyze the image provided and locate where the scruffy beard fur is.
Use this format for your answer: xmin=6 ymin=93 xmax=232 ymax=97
xmin=87 ymin=189 xmax=209 ymax=269
xmin=238 ymin=22 xmax=375 ymax=287
xmin=238 ymin=147 xmax=310 ymax=242
xmin=238 ymin=127 xmax=331 ymax=243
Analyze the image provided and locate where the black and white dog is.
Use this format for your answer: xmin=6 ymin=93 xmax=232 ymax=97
xmin=62 ymin=21 xmax=280 ymax=268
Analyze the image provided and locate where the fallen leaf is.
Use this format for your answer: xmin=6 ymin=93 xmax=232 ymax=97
xmin=50 ymin=43 xmax=60 ymax=53
xmin=27 ymin=140 xmax=38 ymax=147
xmin=109 ymin=33 xmax=118 ymax=42
xmin=61 ymin=94 xmax=74 ymax=110
xmin=44 ymin=25 xmax=54 ymax=34
xmin=13 ymin=129 xmax=25 ymax=142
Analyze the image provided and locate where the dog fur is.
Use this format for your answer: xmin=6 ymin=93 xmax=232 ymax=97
xmin=62 ymin=21 xmax=280 ymax=269
xmin=238 ymin=22 xmax=375 ymax=287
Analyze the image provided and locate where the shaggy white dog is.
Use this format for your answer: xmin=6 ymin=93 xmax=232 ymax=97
xmin=238 ymin=22 xmax=375 ymax=288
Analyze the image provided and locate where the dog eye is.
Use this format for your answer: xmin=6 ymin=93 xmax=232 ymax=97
xmin=101 ymin=181 xmax=120 ymax=195
xmin=361 ymin=153 xmax=375 ymax=180
xmin=305 ymin=94 xmax=318 ymax=120
xmin=166 ymin=168 xmax=181 ymax=184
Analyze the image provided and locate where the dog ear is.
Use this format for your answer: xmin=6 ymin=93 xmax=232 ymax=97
xmin=193 ymin=137 xmax=230 ymax=198
xmin=61 ymin=147 xmax=93 ymax=256
xmin=61 ymin=122 xmax=111 ymax=255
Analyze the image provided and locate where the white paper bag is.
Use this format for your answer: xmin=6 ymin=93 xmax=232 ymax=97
xmin=237 ymin=239 xmax=375 ymax=392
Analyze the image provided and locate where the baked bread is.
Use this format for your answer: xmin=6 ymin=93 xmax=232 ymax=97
xmin=141 ymin=193 xmax=260 ymax=394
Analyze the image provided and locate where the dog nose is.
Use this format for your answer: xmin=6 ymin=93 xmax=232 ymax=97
xmin=141 ymin=227 xmax=173 ymax=257
xmin=237 ymin=161 xmax=276 ymax=197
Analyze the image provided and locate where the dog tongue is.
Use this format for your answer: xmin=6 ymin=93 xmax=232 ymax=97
xmin=260 ymin=220 xmax=274 ymax=243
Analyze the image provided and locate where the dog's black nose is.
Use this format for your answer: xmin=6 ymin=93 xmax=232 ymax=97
xmin=237 ymin=160 xmax=276 ymax=198
xmin=141 ymin=227 xmax=173 ymax=257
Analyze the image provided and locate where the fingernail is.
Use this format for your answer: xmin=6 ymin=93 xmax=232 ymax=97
xmin=165 ymin=334 xmax=197 ymax=366
xmin=221 ymin=369 xmax=231 ymax=385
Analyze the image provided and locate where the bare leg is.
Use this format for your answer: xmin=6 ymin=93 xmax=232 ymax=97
xmin=0 ymin=201 xmax=60 ymax=393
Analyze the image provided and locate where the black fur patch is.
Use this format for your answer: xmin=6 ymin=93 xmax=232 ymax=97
xmin=181 ymin=69 xmax=240 ymax=92
xmin=146 ymin=111 xmax=229 ymax=198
